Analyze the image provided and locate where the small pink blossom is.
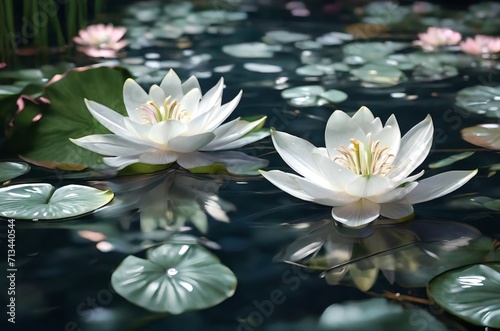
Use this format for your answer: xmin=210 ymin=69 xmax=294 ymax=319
xmin=460 ymin=35 xmax=500 ymax=56
xmin=73 ymin=24 xmax=128 ymax=58
xmin=413 ymin=27 xmax=461 ymax=51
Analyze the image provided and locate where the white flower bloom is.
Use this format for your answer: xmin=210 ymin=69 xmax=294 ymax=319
xmin=71 ymin=69 xmax=268 ymax=171
xmin=261 ymin=106 xmax=477 ymax=228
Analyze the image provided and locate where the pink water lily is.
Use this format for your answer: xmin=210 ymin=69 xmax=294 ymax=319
xmin=74 ymin=24 xmax=129 ymax=58
xmin=71 ymin=69 xmax=268 ymax=171
xmin=460 ymin=35 xmax=500 ymax=56
xmin=260 ymin=106 xmax=477 ymax=228
xmin=413 ymin=27 xmax=461 ymax=51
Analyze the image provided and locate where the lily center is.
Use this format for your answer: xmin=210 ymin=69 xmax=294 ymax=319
xmin=335 ymin=135 xmax=394 ymax=176
xmin=138 ymin=96 xmax=192 ymax=125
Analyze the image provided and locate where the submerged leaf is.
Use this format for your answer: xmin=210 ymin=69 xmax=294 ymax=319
xmin=0 ymin=183 xmax=113 ymax=220
xmin=428 ymin=263 xmax=500 ymax=328
xmin=429 ymin=152 xmax=475 ymax=169
xmin=111 ymin=243 xmax=237 ymax=314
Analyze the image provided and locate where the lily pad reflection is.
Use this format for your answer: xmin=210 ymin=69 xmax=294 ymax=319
xmin=111 ymin=243 xmax=237 ymax=314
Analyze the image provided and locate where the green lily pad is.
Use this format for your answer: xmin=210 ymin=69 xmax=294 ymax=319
xmin=350 ymin=64 xmax=404 ymax=86
xmin=429 ymin=152 xmax=475 ymax=169
xmin=319 ymin=298 xmax=447 ymax=331
xmin=342 ymin=42 xmax=408 ymax=63
xmin=18 ymin=67 xmax=132 ymax=169
xmin=455 ymin=86 xmax=500 ymax=119
xmin=428 ymin=263 xmax=500 ymax=328
xmin=0 ymin=162 xmax=30 ymax=182
xmin=319 ymin=89 xmax=348 ymax=104
xmin=0 ymin=183 xmax=114 ymax=220
xmin=111 ymin=243 xmax=237 ymax=314
xmin=461 ymin=124 xmax=500 ymax=150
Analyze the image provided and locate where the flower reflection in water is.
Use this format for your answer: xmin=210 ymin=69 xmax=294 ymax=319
xmin=275 ymin=218 xmax=494 ymax=292
xmin=94 ymin=169 xmax=235 ymax=235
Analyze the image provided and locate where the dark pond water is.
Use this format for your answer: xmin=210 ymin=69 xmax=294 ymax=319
xmin=0 ymin=1 xmax=499 ymax=331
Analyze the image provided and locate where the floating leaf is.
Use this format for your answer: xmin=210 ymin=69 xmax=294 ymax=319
xmin=111 ymin=243 xmax=237 ymax=314
xmin=429 ymin=152 xmax=475 ymax=169
xmin=243 ymin=63 xmax=282 ymax=73
xmin=17 ymin=67 xmax=132 ymax=169
xmin=0 ymin=162 xmax=30 ymax=182
xmin=222 ymin=42 xmax=281 ymax=58
xmin=428 ymin=263 xmax=500 ymax=328
xmin=350 ymin=64 xmax=404 ymax=86
xmin=455 ymin=86 xmax=500 ymax=119
xmin=263 ymin=30 xmax=310 ymax=44
xmin=0 ymin=183 xmax=113 ymax=220
xmin=342 ymin=42 xmax=408 ymax=63
xmin=461 ymin=124 xmax=500 ymax=150
xmin=319 ymin=89 xmax=348 ymax=104
xmin=319 ymin=298 xmax=447 ymax=331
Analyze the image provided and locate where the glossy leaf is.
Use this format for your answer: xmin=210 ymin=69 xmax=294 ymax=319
xmin=455 ymin=86 xmax=500 ymax=119
xmin=350 ymin=64 xmax=404 ymax=86
xmin=111 ymin=243 xmax=237 ymax=314
xmin=0 ymin=162 xmax=30 ymax=182
xmin=0 ymin=183 xmax=114 ymax=220
xmin=428 ymin=263 xmax=500 ymax=328
xmin=19 ymin=67 xmax=132 ymax=169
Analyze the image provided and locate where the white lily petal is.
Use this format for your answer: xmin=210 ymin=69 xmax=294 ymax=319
xmin=346 ymin=175 xmax=391 ymax=198
xmin=405 ymin=169 xmax=477 ymax=204
xmin=198 ymin=78 xmax=224 ymax=115
xmin=123 ymin=118 xmax=152 ymax=143
xmin=312 ymin=147 xmax=329 ymax=157
xmin=331 ymin=199 xmax=380 ymax=227
xmin=181 ymin=76 xmax=201 ymax=94
xmin=379 ymin=199 xmax=414 ymax=219
xmin=149 ymin=85 xmax=166 ymax=107
xmin=389 ymin=170 xmax=425 ymax=190
xmin=373 ymin=114 xmax=401 ymax=157
xmin=180 ymin=88 xmax=202 ymax=115
xmin=70 ymin=134 xmax=151 ymax=156
xmin=260 ymin=170 xmax=317 ymax=201
xmin=204 ymin=90 xmax=242 ymax=132
xmin=205 ymin=130 xmax=270 ymax=151
xmin=352 ymin=106 xmax=375 ymax=134
xmin=139 ymin=150 xmax=179 ymax=164
xmin=160 ymin=69 xmax=184 ymax=100
xmin=325 ymin=110 xmax=365 ymax=159
xmin=271 ymin=130 xmax=325 ymax=182
xmin=388 ymin=115 xmax=433 ymax=182
xmin=148 ymin=120 xmax=188 ymax=145
xmin=311 ymin=153 xmax=357 ymax=191
xmin=368 ymin=182 xmax=418 ymax=203
xmin=168 ymin=132 xmax=215 ymax=153
xmin=201 ymin=117 xmax=267 ymax=151
xmin=295 ymin=176 xmax=359 ymax=206
xmin=84 ymin=99 xmax=129 ymax=137
xmin=369 ymin=117 xmax=383 ymax=135
xmin=102 ymin=156 xmax=141 ymax=169
xmin=123 ymin=79 xmax=149 ymax=123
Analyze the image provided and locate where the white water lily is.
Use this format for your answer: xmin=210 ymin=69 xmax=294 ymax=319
xmin=71 ymin=69 xmax=268 ymax=171
xmin=261 ymin=106 xmax=477 ymax=228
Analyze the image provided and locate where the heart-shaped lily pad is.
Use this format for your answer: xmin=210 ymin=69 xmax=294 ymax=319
xmin=428 ymin=263 xmax=500 ymax=328
xmin=111 ymin=243 xmax=237 ymax=314
xmin=0 ymin=162 xmax=30 ymax=182
xmin=0 ymin=183 xmax=114 ymax=220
